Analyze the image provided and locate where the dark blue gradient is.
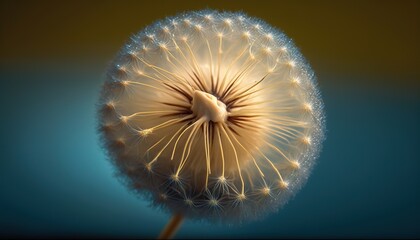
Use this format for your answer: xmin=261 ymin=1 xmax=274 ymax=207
xmin=0 ymin=62 xmax=419 ymax=238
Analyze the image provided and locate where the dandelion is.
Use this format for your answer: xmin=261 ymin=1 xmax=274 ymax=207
xmin=98 ymin=10 xmax=325 ymax=238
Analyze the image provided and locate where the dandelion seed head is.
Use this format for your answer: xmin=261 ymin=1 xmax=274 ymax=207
xmin=98 ymin=10 xmax=325 ymax=223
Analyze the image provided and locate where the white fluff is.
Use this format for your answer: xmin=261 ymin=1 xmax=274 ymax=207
xmin=98 ymin=10 xmax=325 ymax=223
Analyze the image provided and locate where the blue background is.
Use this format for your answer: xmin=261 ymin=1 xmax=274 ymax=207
xmin=1 ymin=1 xmax=419 ymax=238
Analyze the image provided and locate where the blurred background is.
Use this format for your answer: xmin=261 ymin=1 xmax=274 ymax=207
xmin=1 ymin=0 xmax=419 ymax=238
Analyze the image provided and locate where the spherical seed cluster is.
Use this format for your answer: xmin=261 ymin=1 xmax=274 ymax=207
xmin=98 ymin=10 xmax=325 ymax=222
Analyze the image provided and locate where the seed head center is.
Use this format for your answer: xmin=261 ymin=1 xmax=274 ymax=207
xmin=191 ymin=90 xmax=227 ymax=123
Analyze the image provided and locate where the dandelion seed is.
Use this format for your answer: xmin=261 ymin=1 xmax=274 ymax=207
xmin=291 ymin=77 xmax=301 ymax=86
xmin=119 ymin=115 xmax=129 ymax=124
xmin=262 ymin=187 xmax=271 ymax=196
xmin=185 ymin=198 xmax=194 ymax=207
xmin=105 ymin=101 xmax=115 ymax=110
xmin=170 ymin=173 xmax=180 ymax=182
xmin=290 ymin=160 xmax=301 ymax=170
xmin=236 ymin=193 xmax=246 ymax=201
xmin=98 ymin=9 xmax=325 ymax=238
xmin=302 ymin=136 xmax=312 ymax=145
xmin=303 ymin=103 xmax=313 ymax=112
xmin=287 ymin=60 xmax=296 ymax=68
xmin=145 ymin=162 xmax=153 ymax=172
xmin=278 ymin=180 xmax=289 ymax=190
xmin=160 ymin=193 xmax=168 ymax=201
xmin=139 ymin=128 xmax=153 ymax=137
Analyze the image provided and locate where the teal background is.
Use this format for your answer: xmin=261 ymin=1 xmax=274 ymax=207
xmin=1 ymin=0 xmax=419 ymax=238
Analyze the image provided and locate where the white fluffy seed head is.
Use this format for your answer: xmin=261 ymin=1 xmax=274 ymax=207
xmin=98 ymin=10 xmax=325 ymax=223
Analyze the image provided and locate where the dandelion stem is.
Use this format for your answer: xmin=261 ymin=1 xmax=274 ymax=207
xmin=158 ymin=213 xmax=184 ymax=240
